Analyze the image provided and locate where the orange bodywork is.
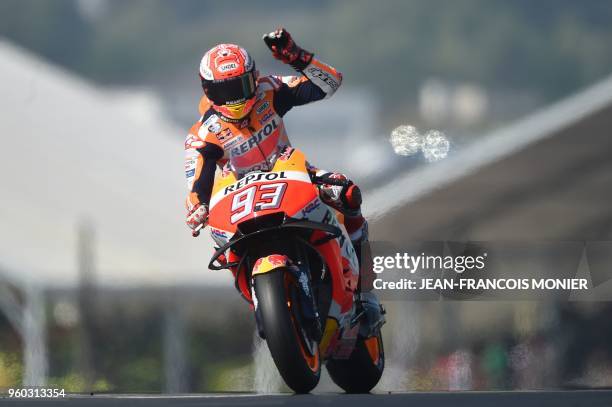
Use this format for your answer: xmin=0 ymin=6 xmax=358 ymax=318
xmin=208 ymin=149 xmax=358 ymax=359
xmin=208 ymin=149 xmax=317 ymax=232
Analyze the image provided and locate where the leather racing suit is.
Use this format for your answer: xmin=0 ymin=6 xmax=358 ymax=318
xmin=184 ymin=56 xmax=368 ymax=243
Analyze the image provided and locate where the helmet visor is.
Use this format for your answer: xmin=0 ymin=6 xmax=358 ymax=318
xmin=204 ymin=72 xmax=256 ymax=105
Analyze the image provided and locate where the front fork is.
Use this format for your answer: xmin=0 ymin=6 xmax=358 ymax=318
xmin=251 ymin=255 xmax=322 ymax=342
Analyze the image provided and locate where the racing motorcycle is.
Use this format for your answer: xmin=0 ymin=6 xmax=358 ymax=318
xmin=205 ymin=147 xmax=384 ymax=393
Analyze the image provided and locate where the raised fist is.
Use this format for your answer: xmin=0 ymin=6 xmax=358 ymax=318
xmin=263 ymin=28 xmax=313 ymax=71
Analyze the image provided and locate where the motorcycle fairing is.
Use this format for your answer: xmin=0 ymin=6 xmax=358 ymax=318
xmin=252 ymin=254 xmax=292 ymax=276
xmin=207 ymin=148 xmax=361 ymax=359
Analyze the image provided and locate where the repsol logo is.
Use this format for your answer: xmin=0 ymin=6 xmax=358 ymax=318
xmin=224 ymin=171 xmax=287 ymax=195
xmin=231 ymin=120 xmax=278 ymax=156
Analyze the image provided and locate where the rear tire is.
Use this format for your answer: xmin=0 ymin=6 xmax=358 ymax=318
xmin=326 ymin=331 xmax=384 ymax=393
xmin=255 ymin=268 xmax=321 ymax=393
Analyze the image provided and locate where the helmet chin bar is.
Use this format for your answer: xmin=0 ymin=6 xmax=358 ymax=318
xmin=212 ymin=98 xmax=256 ymax=122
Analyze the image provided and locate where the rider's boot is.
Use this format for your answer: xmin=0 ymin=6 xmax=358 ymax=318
xmin=316 ymin=173 xmax=385 ymax=337
xmin=346 ymin=217 xmax=386 ymax=338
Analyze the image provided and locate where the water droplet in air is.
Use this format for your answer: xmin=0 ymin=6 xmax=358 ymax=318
xmin=421 ymin=130 xmax=450 ymax=162
xmin=389 ymin=125 xmax=422 ymax=156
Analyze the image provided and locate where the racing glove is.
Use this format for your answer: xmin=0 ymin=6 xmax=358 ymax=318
xmin=186 ymin=203 xmax=209 ymax=237
xmin=314 ymin=172 xmax=362 ymax=211
xmin=263 ymin=28 xmax=313 ymax=71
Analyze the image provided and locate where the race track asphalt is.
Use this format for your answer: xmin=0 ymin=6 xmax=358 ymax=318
xmin=2 ymin=390 xmax=612 ymax=407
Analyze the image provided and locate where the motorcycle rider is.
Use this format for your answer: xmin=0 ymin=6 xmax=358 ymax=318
xmin=184 ymin=28 xmax=383 ymax=336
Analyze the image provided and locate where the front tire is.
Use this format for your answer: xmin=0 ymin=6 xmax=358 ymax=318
xmin=255 ymin=268 xmax=321 ymax=393
xmin=326 ymin=330 xmax=384 ymax=393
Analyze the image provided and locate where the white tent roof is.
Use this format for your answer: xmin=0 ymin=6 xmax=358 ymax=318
xmin=365 ymin=71 xmax=612 ymax=220
xmin=0 ymin=40 xmax=231 ymax=287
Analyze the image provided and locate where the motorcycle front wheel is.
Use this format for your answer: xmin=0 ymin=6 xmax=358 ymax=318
xmin=255 ymin=268 xmax=321 ymax=393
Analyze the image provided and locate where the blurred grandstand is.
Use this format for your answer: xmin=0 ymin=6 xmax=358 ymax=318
xmin=0 ymin=40 xmax=230 ymax=391
xmin=366 ymin=70 xmax=612 ymax=390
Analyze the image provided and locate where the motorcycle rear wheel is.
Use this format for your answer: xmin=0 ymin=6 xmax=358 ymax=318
xmin=255 ymin=268 xmax=321 ymax=393
xmin=326 ymin=330 xmax=384 ymax=393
